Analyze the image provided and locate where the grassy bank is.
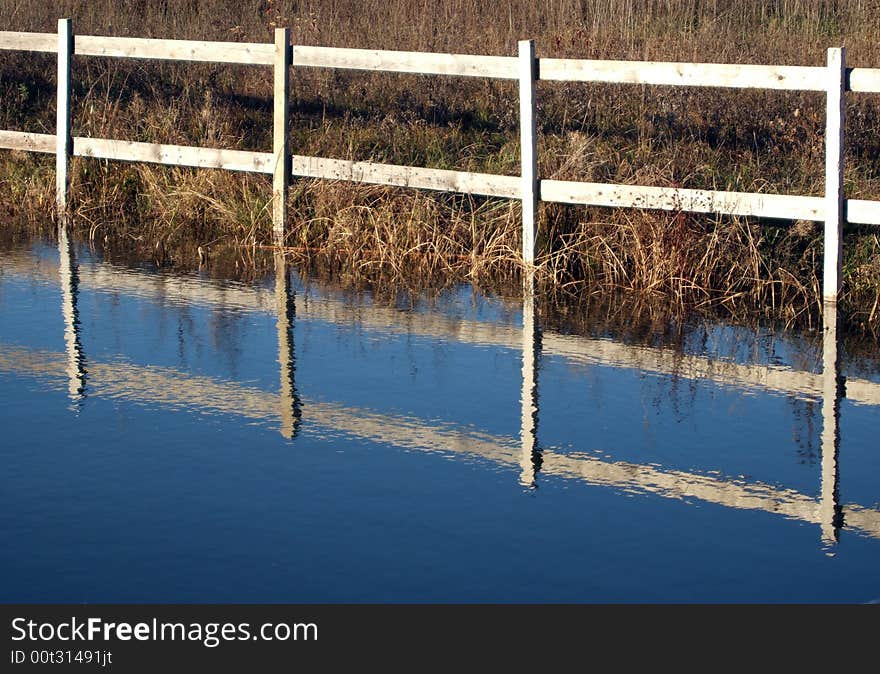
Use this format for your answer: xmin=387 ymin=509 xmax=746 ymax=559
xmin=1 ymin=0 xmax=879 ymax=333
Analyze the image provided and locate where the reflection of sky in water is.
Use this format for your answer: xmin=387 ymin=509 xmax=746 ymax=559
xmin=0 ymin=237 xmax=879 ymax=603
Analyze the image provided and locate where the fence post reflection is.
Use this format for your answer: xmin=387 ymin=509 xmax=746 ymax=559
xmin=819 ymin=300 xmax=844 ymax=546
xmin=519 ymin=273 xmax=542 ymax=488
xmin=58 ymin=221 xmax=86 ymax=404
xmin=275 ymin=250 xmax=301 ymax=439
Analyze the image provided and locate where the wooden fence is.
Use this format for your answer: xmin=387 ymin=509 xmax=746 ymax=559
xmin=2 ymin=19 xmax=880 ymax=300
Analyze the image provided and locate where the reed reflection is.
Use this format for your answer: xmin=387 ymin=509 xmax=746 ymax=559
xmin=820 ymin=301 xmax=844 ymax=547
xmin=58 ymin=221 xmax=86 ymax=405
xmin=519 ymin=273 xmax=542 ymax=489
xmin=275 ymin=250 xmax=302 ymax=439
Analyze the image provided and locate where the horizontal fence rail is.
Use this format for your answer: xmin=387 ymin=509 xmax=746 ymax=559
xmin=290 ymin=155 xmax=522 ymax=199
xmin=4 ymin=28 xmax=878 ymax=89
xmin=74 ymin=137 xmax=276 ymax=174
xmin=2 ymin=22 xmax=880 ymax=300
xmin=75 ymin=35 xmax=275 ymax=65
xmin=541 ymin=180 xmax=827 ymax=221
xmin=539 ymin=58 xmax=826 ymax=90
xmin=293 ymin=45 xmax=518 ymax=78
xmin=0 ymin=130 xmax=56 ymax=153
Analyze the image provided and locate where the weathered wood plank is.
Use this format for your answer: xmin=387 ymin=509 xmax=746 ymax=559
xmin=73 ymin=137 xmax=274 ymax=173
xmin=0 ymin=31 xmax=57 ymax=52
xmin=56 ymin=19 xmax=72 ymax=212
xmin=12 ymin=254 xmax=880 ymax=409
xmin=849 ymin=67 xmax=880 ymax=93
xmin=290 ymin=155 xmax=521 ymax=199
xmin=847 ymin=199 xmax=880 ymax=226
xmin=824 ymin=48 xmax=846 ymax=300
xmin=293 ymin=45 xmax=517 ymax=79
xmin=539 ymin=58 xmax=825 ymax=91
xmin=0 ymin=130 xmax=56 ymax=153
xmin=540 ymin=179 xmax=825 ymax=221
xmin=75 ymin=35 xmax=274 ymax=65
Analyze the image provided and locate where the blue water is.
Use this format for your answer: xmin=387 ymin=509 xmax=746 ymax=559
xmin=1 ymin=236 xmax=879 ymax=603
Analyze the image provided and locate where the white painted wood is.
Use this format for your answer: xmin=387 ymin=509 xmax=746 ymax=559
xmin=0 ymin=31 xmax=57 ymax=52
xmin=56 ymin=19 xmax=72 ymax=213
xmin=293 ymin=45 xmax=517 ymax=79
xmin=519 ymin=40 xmax=538 ymax=265
xmin=73 ymin=137 xmax=274 ymax=173
xmin=539 ymin=58 xmax=825 ymax=91
xmin=541 ymin=179 xmax=825 ymax=221
xmin=847 ymin=198 xmax=880 ymax=226
xmin=849 ymin=67 xmax=880 ymax=93
xmin=273 ymin=28 xmax=291 ymax=243
xmin=75 ymin=35 xmax=274 ymax=65
xmin=0 ymin=130 xmax=56 ymax=153
xmin=290 ymin=155 xmax=521 ymax=199
xmin=824 ymin=47 xmax=846 ymax=301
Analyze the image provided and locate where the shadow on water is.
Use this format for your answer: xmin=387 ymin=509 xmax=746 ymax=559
xmin=57 ymin=221 xmax=87 ymax=408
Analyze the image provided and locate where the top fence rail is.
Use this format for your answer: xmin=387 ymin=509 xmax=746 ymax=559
xmin=3 ymin=31 xmax=880 ymax=91
xmin=1 ymin=24 xmax=879 ymax=302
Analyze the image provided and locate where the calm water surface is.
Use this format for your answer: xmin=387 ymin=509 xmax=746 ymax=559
xmin=1 ymin=232 xmax=879 ymax=602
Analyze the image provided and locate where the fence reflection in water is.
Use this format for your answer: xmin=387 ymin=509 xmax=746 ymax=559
xmin=40 ymin=233 xmax=876 ymax=547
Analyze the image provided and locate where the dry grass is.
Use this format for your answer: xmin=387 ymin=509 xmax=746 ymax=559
xmin=1 ymin=0 xmax=880 ymax=334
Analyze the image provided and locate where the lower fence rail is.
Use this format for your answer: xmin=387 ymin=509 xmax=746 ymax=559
xmin=4 ymin=129 xmax=880 ymax=227
xmin=73 ymin=138 xmax=275 ymax=174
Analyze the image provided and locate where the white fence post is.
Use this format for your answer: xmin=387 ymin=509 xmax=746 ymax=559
xmin=824 ymin=47 xmax=846 ymax=302
xmin=56 ymin=18 xmax=72 ymax=214
xmin=518 ymin=39 xmax=538 ymax=266
xmin=273 ymin=27 xmax=291 ymax=244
